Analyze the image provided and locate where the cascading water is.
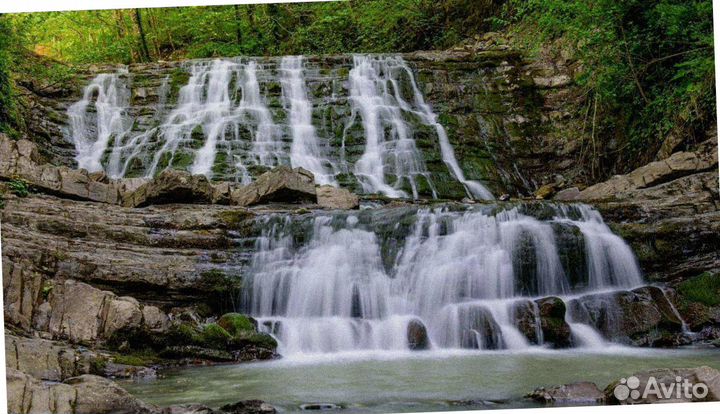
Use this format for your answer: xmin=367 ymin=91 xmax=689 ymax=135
xmin=346 ymin=56 xmax=437 ymax=199
xmin=66 ymin=55 xmax=486 ymax=199
xmin=280 ymin=56 xmax=337 ymax=186
xmin=396 ymin=61 xmax=494 ymax=200
xmin=68 ymin=71 xmax=131 ymax=173
xmin=243 ymin=203 xmax=645 ymax=356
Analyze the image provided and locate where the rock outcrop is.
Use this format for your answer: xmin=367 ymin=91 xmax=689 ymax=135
xmin=230 ymin=166 xmax=316 ymax=206
xmin=527 ymin=381 xmax=605 ymax=405
xmin=5 ymin=335 xmax=105 ymax=381
xmin=6 ymin=368 xmax=157 ymax=414
xmin=45 ymin=279 xmax=168 ymax=345
xmin=564 ymin=137 xmax=719 ymax=284
xmin=575 ymin=139 xmax=717 ymax=202
xmin=123 ymin=169 xmax=215 ymax=207
xmin=1 ymin=134 xmax=326 ymax=209
xmin=567 ymin=286 xmax=686 ymax=346
xmin=535 ymin=296 xmax=572 ymax=348
xmin=316 ymin=185 xmax=360 ymax=210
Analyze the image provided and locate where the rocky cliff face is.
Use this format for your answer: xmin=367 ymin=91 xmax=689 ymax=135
xmin=19 ymin=45 xmax=581 ymax=198
xmin=3 ymin=39 xmax=719 ymax=414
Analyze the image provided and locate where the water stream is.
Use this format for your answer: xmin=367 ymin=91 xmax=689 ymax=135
xmin=124 ymin=348 xmax=720 ymax=412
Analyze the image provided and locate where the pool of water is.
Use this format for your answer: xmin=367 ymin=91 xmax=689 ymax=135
xmin=123 ymin=347 xmax=720 ymax=412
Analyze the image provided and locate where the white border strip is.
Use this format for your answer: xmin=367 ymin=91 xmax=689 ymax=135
xmin=1 ymin=0 xmax=337 ymax=14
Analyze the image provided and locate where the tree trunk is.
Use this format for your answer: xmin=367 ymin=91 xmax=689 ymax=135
xmin=233 ymin=4 xmax=243 ymax=45
xmin=133 ymin=9 xmax=151 ymax=62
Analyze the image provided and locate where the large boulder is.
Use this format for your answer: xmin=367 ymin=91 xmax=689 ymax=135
xmin=512 ymin=299 xmax=543 ymax=345
xmin=567 ymin=286 xmax=684 ymax=346
xmin=4 ymin=335 xmax=105 ymax=381
xmin=534 ymin=296 xmax=572 ymax=348
xmin=230 ymin=166 xmax=316 ymax=207
xmin=6 ymin=369 xmax=157 ymax=414
xmin=578 ymin=139 xmax=717 ymax=202
xmin=457 ymin=305 xmax=503 ymax=350
xmin=406 ymin=319 xmax=430 ymax=350
xmin=317 ymin=185 xmax=359 ymax=210
xmin=527 ymin=381 xmax=605 ymax=405
xmin=46 ymin=279 xmax=168 ymax=345
xmin=604 ymin=366 xmax=720 ymax=404
xmin=122 ymin=169 xmax=215 ymax=207
xmin=68 ymin=374 xmax=158 ymax=413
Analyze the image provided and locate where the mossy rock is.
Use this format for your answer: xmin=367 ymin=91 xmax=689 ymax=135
xmin=218 ymin=313 xmax=257 ymax=335
xmin=199 ymin=323 xmax=232 ymax=349
xmin=163 ymin=323 xmax=202 ymax=347
xmin=230 ymin=331 xmax=278 ymax=350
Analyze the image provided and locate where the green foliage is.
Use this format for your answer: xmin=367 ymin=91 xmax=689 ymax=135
xmin=41 ymin=280 xmax=53 ymax=300
xmin=503 ymin=0 xmax=715 ymax=173
xmin=217 ymin=313 xmax=255 ymax=335
xmin=8 ymin=179 xmax=29 ymax=197
xmin=678 ymin=272 xmax=720 ymax=307
xmin=7 ymin=2 xmax=504 ymax=64
xmin=0 ymin=16 xmax=21 ymax=136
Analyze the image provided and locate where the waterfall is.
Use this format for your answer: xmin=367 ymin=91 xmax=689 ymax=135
xmin=280 ymin=56 xmax=337 ymax=186
xmin=66 ymin=55 xmax=492 ymax=198
xmin=555 ymin=204 xmax=644 ymax=289
xmin=347 ymin=55 xmax=437 ymax=199
xmin=67 ymin=71 xmax=130 ymax=173
xmin=397 ymin=61 xmax=494 ymax=200
xmin=244 ymin=204 xmax=645 ymax=356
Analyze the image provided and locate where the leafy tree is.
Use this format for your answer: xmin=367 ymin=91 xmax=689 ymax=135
xmin=503 ymin=0 xmax=715 ymax=174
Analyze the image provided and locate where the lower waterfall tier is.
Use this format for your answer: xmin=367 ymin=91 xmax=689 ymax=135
xmin=239 ymin=203 xmax=683 ymax=355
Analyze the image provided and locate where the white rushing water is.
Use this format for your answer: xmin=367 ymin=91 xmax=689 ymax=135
xmin=346 ymin=56 xmax=436 ymax=199
xmin=67 ymin=55 xmax=490 ymax=198
xmin=245 ymin=204 xmax=644 ymax=356
xmin=68 ymin=71 xmax=131 ymax=173
xmin=280 ymin=56 xmax=337 ymax=186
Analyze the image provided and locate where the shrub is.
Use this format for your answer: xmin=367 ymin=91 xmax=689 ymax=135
xmin=8 ymin=179 xmax=29 ymax=197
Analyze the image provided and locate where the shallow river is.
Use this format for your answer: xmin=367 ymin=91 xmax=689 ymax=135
xmin=124 ymin=347 xmax=720 ymax=412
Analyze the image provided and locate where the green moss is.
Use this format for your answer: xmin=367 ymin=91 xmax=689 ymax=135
xmin=230 ymin=331 xmax=278 ymax=349
xmin=217 ymin=210 xmax=253 ymax=229
xmin=200 ymin=269 xmax=242 ymax=294
xmin=200 ymin=323 xmax=232 ymax=348
xmin=164 ymin=323 xmax=202 ymax=346
xmin=678 ymin=272 xmax=720 ymax=307
xmin=218 ymin=313 xmax=255 ymax=335
xmin=112 ymin=353 xmax=159 ymax=366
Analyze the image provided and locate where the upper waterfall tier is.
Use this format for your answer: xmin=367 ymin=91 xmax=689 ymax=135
xmin=242 ymin=203 xmax=646 ymax=355
xmin=64 ymin=55 xmax=493 ymax=200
